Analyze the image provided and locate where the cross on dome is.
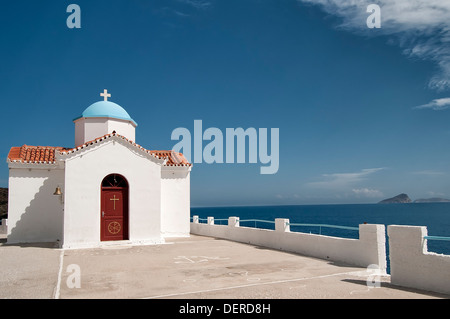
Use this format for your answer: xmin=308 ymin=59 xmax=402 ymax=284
xmin=100 ymin=89 xmax=111 ymax=101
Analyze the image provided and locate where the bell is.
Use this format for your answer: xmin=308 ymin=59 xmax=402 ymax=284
xmin=53 ymin=186 xmax=62 ymax=196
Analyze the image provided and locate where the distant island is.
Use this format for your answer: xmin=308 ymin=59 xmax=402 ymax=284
xmin=413 ymin=197 xmax=450 ymax=203
xmin=378 ymin=193 xmax=412 ymax=204
xmin=378 ymin=193 xmax=450 ymax=204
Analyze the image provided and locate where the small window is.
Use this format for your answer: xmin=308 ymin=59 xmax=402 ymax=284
xmin=102 ymin=174 xmax=128 ymax=188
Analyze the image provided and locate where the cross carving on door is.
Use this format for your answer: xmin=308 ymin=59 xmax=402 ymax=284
xmin=110 ymin=195 xmax=120 ymax=210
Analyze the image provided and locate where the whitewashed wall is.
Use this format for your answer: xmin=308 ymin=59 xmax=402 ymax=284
xmin=62 ymin=138 xmax=164 ymax=249
xmin=191 ymin=217 xmax=387 ymax=272
xmin=106 ymin=119 xmax=136 ymax=142
xmin=74 ymin=117 xmax=136 ymax=146
xmin=388 ymin=225 xmax=450 ymax=295
xmin=7 ymin=166 xmax=64 ymax=244
xmin=161 ymin=168 xmax=191 ymax=237
xmin=74 ymin=118 xmax=106 ymax=146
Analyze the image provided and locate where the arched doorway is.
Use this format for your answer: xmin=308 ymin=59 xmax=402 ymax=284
xmin=101 ymin=174 xmax=129 ymax=241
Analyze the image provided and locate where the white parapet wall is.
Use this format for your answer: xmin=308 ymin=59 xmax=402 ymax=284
xmin=191 ymin=216 xmax=387 ymax=273
xmin=388 ymin=225 xmax=450 ymax=295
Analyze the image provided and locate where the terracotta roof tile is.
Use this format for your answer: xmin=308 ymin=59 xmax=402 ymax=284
xmin=7 ymin=133 xmax=192 ymax=167
xmin=150 ymin=150 xmax=191 ymax=166
xmin=7 ymin=145 xmax=69 ymax=164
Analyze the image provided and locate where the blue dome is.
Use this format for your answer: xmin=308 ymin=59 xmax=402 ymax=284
xmin=74 ymin=101 xmax=137 ymax=126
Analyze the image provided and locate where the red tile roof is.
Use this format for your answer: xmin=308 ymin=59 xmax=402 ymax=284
xmin=7 ymin=133 xmax=192 ymax=167
xmin=7 ymin=145 xmax=70 ymax=164
xmin=150 ymin=150 xmax=191 ymax=166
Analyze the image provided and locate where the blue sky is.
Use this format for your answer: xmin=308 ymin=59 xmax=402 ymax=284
xmin=1 ymin=0 xmax=450 ymax=206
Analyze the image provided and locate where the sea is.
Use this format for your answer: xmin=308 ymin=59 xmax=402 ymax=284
xmin=191 ymin=202 xmax=450 ymax=274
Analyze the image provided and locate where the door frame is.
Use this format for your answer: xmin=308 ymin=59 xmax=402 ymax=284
xmin=100 ymin=174 xmax=129 ymax=241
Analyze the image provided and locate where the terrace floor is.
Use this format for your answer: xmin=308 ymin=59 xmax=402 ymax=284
xmin=0 ymin=234 xmax=448 ymax=299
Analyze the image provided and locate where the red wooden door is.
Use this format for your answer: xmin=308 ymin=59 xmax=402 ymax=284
xmin=101 ymin=188 xmax=128 ymax=241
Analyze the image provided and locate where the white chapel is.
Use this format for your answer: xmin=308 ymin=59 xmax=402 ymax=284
xmin=6 ymin=90 xmax=192 ymax=248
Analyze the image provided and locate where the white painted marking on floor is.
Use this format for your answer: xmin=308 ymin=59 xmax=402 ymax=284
xmin=174 ymin=255 xmax=230 ymax=264
xmin=142 ymin=270 xmax=363 ymax=299
xmin=350 ymin=288 xmax=372 ymax=295
xmin=53 ymin=250 xmax=65 ymax=299
xmin=183 ymin=279 xmax=197 ymax=283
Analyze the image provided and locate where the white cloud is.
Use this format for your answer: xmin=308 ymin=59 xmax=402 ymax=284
xmin=275 ymin=193 xmax=301 ymax=199
xmin=177 ymin=0 xmax=212 ymax=10
xmin=427 ymin=191 xmax=445 ymax=197
xmin=352 ymin=188 xmax=383 ymax=198
xmin=412 ymin=170 xmax=445 ymax=175
xmin=414 ymin=98 xmax=450 ymax=110
xmin=174 ymin=11 xmax=190 ymax=17
xmin=297 ymin=0 xmax=450 ymax=91
xmin=307 ymin=167 xmax=384 ymax=189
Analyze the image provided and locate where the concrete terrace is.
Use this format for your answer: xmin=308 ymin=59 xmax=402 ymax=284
xmin=0 ymin=234 xmax=448 ymax=299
